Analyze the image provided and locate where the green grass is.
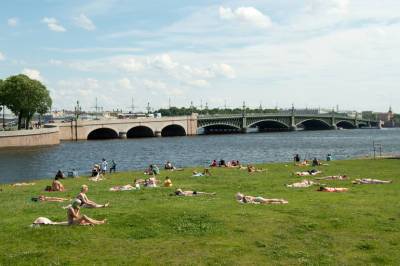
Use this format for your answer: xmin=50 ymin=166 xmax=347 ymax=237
xmin=1 ymin=159 xmax=400 ymax=265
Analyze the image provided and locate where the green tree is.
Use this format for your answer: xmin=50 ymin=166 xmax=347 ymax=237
xmin=1 ymin=74 xmax=52 ymax=129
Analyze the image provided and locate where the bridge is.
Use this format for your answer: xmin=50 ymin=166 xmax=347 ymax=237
xmin=57 ymin=115 xmax=198 ymax=140
xmin=197 ymin=112 xmax=378 ymax=134
xmin=57 ymin=112 xmax=379 ymax=140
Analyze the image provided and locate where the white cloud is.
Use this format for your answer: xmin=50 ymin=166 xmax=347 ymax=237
xmin=111 ymin=57 xmax=144 ymax=72
xmin=117 ymin=78 xmax=133 ymax=90
xmin=0 ymin=52 xmax=5 ymax=61
xmin=49 ymin=59 xmax=63 ymax=65
xmin=42 ymin=17 xmax=66 ymax=32
xmin=147 ymin=54 xmax=178 ymax=70
xmin=7 ymin=17 xmax=19 ymax=27
xmin=307 ymin=0 xmax=349 ymax=15
xmin=185 ymin=79 xmax=210 ymax=88
xmin=219 ymin=6 xmax=272 ymax=29
xmin=22 ymin=68 xmax=44 ymax=82
xmin=211 ymin=63 xmax=236 ymax=79
xmin=73 ymin=14 xmax=96 ymax=31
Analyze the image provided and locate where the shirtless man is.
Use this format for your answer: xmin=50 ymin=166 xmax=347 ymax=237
xmin=174 ymin=188 xmax=216 ymax=196
xmin=32 ymin=195 xmax=68 ymax=202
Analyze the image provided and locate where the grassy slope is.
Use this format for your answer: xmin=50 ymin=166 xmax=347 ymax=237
xmin=0 ymin=159 xmax=399 ymax=265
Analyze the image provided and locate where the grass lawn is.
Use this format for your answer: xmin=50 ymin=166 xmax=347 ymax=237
xmin=0 ymin=159 xmax=399 ymax=265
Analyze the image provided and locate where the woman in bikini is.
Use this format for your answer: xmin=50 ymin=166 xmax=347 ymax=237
xmin=67 ymin=199 xmax=106 ymax=225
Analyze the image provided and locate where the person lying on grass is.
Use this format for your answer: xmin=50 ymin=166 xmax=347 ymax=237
xmin=317 ymin=186 xmax=348 ymax=192
xmin=173 ymin=188 xmax=216 ymax=196
xmin=67 ymin=199 xmax=107 ymax=226
xmin=109 ymin=184 xmax=135 ymax=191
xmin=296 ymin=169 xmax=322 ymax=176
xmin=144 ymin=177 xmax=158 ymax=187
xmin=316 ymin=175 xmax=348 ymax=180
xmin=32 ymin=195 xmax=69 ymax=202
xmin=76 ymin=185 xmax=109 ymax=208
xmin=296 ymin=160 xmax=309 ymax=166
xmin=247 ymin=165 xmax=266 ymax=173
xmin=192 ymin=168 xmax=212 ymax=177
xmin=12 ymin=182 xmax=35 ymax=186
xmin=286 ymin=179 xmax=317 ymax=188
xmin=236 ymin=193 xmax=288 ymax=204
xmin=352 ymin=178 xmax=392 ymax=184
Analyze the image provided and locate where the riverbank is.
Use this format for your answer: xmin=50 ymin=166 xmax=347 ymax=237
xmin=0 ymin=159 xmax=399 ymax=265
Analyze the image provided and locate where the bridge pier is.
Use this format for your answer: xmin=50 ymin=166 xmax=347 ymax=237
xmin=118 ymin=132 xmax=127 ymax=139
xmin=289 ymin=125 xmax=297 ymax=131
xmin=330 ymin=125 xmax=337 ymax=130
xmin=155 ymin=131 xmax=162 ymax=137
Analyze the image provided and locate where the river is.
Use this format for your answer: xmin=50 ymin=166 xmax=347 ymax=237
xmin=0 ymin=128 xmax=399 ymax=183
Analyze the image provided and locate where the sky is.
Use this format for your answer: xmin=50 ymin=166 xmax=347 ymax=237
xmin=0 ymin=0 xmax=399 ymax=112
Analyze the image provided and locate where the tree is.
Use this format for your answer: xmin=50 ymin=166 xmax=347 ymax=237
xmin=1 ymin=74 xmax=52 ymax=129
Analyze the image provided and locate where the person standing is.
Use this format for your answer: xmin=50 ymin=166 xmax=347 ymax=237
xmin=109 ymin=160 xmax=117 ymax=173
xmin=101 ymin=159 xmax=108 ymax=175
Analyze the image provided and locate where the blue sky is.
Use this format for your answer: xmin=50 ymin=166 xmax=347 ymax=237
xmin=0 ymin=0 xmax=399 ymax=112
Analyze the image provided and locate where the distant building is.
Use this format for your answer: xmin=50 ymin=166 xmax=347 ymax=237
xmin=375 ymin=107 xmax=396 ymax=128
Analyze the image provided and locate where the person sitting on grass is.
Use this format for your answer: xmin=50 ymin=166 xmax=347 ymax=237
xmin=32 ymin=195 xmax=69 ymax=202
xmin=210 ymin=160 xmax=217 ymax=167
xmin=236 ymin=193 xmax=288 ymax=204
xmin=55 ymin=169 xmax=65 ymax=179
xmin=286 ymin=179 xmax=316 ymax=188
xmin=247 ymin=165 xmax=266 ymax=173
xmin=164 ymin=176 xmax=173 ymax=187
xmin=352 ymin=178 xmax=392 ymax=184
xmin=89 ymin=171 xmax=104 ymax=182
xmin=67 ymin=199 xmax=107 ymax=226
xmin=317 ymin=186 xmax=348 ymax=192
xmin=91 ymin=164 xmax=100 ymax=177
xmin=296 ymin=169 xmax=322 ymax=176
xmin=173 ymin=188 xmax=216 ymax=196
xmin=312 ymin=157 xmax=321 ymax=167
xmin=164 ymin=161 xmax=175 ymax=170
xmin=51 ymin=177 xmax=64 ymax=191
xmin=76 ymin=185 xmax=109 ymax=208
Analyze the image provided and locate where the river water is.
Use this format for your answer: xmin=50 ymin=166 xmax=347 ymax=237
xmin=0 ymin=128 xmax=399 ymax=183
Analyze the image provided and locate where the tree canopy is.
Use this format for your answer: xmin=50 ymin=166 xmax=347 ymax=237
xmin=1 ymin=74 xmax=52 ymax=129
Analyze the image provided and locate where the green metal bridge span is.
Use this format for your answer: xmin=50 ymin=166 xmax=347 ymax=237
xmin=197 ymin=112 xmax=379 ymax=134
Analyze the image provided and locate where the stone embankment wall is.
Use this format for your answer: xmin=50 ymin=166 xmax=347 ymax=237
xmin=0 ymin=125 xmax=60 ymax=148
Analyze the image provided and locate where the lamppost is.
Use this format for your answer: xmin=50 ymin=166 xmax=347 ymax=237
xmin=74 ymin=101 xmax=82 ymax=141
xmin=1 ymin=106 xmax=4 ymax=129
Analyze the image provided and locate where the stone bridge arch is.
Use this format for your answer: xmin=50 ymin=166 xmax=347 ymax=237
xmin=87 ymin=127 xmax=119 ymax=140
xmin=127 ymin=126 xmax=155 ymax=138
xmin=161 ymin=124 xmax=186 ymax=137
